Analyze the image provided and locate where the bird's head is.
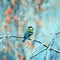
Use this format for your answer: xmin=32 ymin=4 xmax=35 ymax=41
xmin=28 ymin=26 xmax=34 ymax=30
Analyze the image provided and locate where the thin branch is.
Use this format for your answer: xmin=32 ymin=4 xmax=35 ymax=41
xmin=30 ymin=46 xmax=60 ymax=60
xmin=29 ymin=32 xmax=60 ymax=59
xmin=0 ymin=32 xmax=60 ymax=59
xmin=0 ymin=35 xmax=60 ymax=53
xmin=50 ymin=48 xmax=60 ymax=53
xmin=0 ymin=36 xmax=24 ymax=39
xmin=0 ymin=35 xmax=48 ymax=48
xmin=30 ymin=48 xmax=47 ymax=59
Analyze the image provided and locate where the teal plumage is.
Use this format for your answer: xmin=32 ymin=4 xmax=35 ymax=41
xmin=23 ymin=26 xmax=34 ymax=42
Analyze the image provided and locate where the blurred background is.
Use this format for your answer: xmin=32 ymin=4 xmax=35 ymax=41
xmin=0 ymin=0 xmax=60 ymax=60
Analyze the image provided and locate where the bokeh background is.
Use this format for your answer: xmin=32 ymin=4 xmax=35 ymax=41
xmin=0 ymin=0 xmax=60 ymax=60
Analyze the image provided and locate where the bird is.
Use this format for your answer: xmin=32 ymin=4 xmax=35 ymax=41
xmin=22 ymin=26 xmax=34 ymax=42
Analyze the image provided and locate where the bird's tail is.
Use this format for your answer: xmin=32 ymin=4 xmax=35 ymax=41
xmin=22 ymin=37 xmax=26 ymax=42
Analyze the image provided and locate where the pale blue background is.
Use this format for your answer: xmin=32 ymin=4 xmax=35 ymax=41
xmin=0 ymin=0 xmax=60 ymax=60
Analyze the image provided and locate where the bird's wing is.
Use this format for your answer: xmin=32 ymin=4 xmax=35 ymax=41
xmin=24 ymin=32 xmax=33 ymax=38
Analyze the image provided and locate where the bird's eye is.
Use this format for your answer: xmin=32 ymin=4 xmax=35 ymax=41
xmin=30 ymin=28 xmax=31 ymax=29
xmin=29 ymin=28 xmax=32 ymax=30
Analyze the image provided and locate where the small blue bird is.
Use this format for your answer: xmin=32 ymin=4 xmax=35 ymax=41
xmin=22 ymin=26 xmax=34 ymax=42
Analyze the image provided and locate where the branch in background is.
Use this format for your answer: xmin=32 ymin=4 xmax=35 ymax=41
xmin=30 ymin=48 xmax=47 ymax=60
xmin=0 ymin=32 xmax=60 ymax=59
xmin=0 ymin=35 xmax=60 ymax=53
xmin=30 ymin=32 xmax=60 ymax=59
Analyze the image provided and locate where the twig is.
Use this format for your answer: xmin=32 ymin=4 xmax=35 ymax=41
xmin=0 ymin=35 xmax=60 ymax=53
xmin=30 ymin=48 xmax=47 ymax=59
xmin=29 ymin=32 xmax=60 ymax=59
xmin=0 ymin=31 xmax=60 ymax=59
